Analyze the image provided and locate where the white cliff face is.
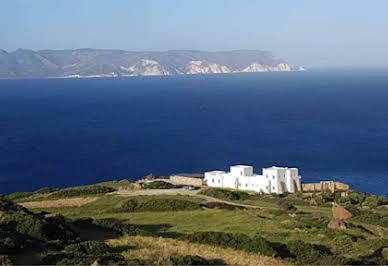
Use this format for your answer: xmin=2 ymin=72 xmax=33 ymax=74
xmin=187 ymin=61 xmax=231 ymax=74
xmin=69 ymin=59 xmax=295 ymax=78
xmin=120 ymin=59 xmax=170 ymax=76
xmin=241 ymin=63 xmax=268 ymax=72
xmin=241 ymin=62 xmax=291 ymax=72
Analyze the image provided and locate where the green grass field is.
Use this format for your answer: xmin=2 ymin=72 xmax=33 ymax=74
xmin=4 ymin=185 xmax=388 ymax=265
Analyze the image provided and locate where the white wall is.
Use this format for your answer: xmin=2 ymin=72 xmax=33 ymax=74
xmin=205 ymin=165 xmax=301 ymax=194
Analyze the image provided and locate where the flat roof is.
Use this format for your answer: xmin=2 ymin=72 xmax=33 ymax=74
xmin=231 ymin=165 xmax=253 ymax=168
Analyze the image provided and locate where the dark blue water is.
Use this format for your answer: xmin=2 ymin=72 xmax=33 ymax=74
xmin=1 ymin=70 xmax=388 ymax=195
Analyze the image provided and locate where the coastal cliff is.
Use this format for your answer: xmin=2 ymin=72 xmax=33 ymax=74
xmin=0 ymin=49 xmax=303 ymax=78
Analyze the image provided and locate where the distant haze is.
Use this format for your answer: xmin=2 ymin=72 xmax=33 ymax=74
xmin=1 ymin=0 xmax=388 ymax=68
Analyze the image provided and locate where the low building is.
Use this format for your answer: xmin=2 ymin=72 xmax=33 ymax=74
xmin=169 ymin=173 xmax=204 ymax=187
xmin=302 ymin=181 xmax=349 ymax=193
xmin=204 ymin=165 xmax=302 ymax=194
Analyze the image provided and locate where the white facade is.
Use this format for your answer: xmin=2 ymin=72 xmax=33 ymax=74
xmin=204 ymin=165 xmax=302 ymax=194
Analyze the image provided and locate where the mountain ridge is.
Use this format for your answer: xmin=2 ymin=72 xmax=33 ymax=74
xmin=0 ymin=49 xmax=303 ymax=78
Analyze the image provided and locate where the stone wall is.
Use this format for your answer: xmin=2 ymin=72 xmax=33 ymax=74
xmin=170 ymin=175 xmax=204 ymax=187
xmin=302 ymin=181 xmax=349 ymax=192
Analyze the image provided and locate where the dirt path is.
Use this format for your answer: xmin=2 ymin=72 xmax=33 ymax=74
xmin=111 ymin=188 xmax=262 ymax=209
xmin=19 ymin=197 xmax=97 ymax=208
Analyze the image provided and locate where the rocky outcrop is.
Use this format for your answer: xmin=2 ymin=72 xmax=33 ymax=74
xmin=120 ymin=59 xmax=170 ymax=76
xmin=0 ymin=49 xmax=302 ymax=78
xmin=328 ymin=203 xmax=352 ymax=230
xmin=187 ymin=61 xmax=231 ymax=74
xmin=242 ymin=62 xmax=291 ymax=72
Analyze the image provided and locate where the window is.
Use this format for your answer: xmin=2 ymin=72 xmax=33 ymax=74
xmin=245 ymin=183 xmax=248 ymax=187
xmin=218 ymin=179 xmax=220 ymax=184
xmin=273 ymin=176 xmax=275 ymax=179
xmin=212 ymin=179 xmax=214 ymax=183
xmin=273 ymin=186 xmax=275 ymax=190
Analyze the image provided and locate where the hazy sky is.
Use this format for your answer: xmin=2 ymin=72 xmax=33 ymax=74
xmin=2 ymin=0 xmax=388 ymax=67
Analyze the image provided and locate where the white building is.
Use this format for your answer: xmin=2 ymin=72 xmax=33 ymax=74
xmin=204 ymin=165 xmax=302 ymax=194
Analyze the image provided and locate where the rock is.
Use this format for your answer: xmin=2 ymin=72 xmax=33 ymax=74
xmin=328 ymin=218 xmax=347 ymax=230
xmin=332 ymin=203 xmax=352 ymax=220
xmin=328 ymin=203 xmax=352 ymax=230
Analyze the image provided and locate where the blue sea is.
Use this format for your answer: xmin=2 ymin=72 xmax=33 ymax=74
xmin=1 ymin=70 xmax=388 ymax=196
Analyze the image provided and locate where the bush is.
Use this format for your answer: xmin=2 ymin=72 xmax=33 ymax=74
xmin=120 ymin=198 xmax=201 ymax=212
xmin=64 ymin=241 xmax=110 ymax=255
xmin=351 ymin=210 xmax=388 ymax=227
xmin=286 ymin=240 xmax=332 ymax=264
xmin=34 ymin=187 xmax=58 ymax=194
xmin=74 ymin=218 xmax=154 ymax=237
xmin=120 ymin=199 xmax=138 ymax=212
xmin=5 ymin=192 xmax=33 ymax=201
xmin=363 ymin=194 xmax=388 ymax=208
xmin=142 ymin=181 xmax=179 ymax=189
xmin=8 ymin=213 xmax=45 ymax=240
xmin=200 ymin=188 xmax=250 ymax=201
xmin=277 ymin=198 xmax=297 ymax=212
xmin=200 ymin=201 xmax=245 ymax=210
xmin=166 ymin=255 xmax=224 ymax=265
xmin=184 ymin=231 xmax=277 ymax=257
xmin=42 ymin=250 xmax=126 ymax=265
xmin=53 ymin=185 xmax=115 ymax=197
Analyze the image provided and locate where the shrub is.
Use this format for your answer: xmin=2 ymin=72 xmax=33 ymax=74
xmin=11 ymin=213 xmax=45 ymax=240
xmin=142 ymin=181 xmax=179 ymax=189
xmin=351 ymin=210 xmax=388 ymax=227
xmin=35 ymin=187 xmax=58 ymax=194
xmin=42 ymin=251 xmax=126 ymax=265
xmin=184 ymin=231 xmax=277 ymax=257
xmin=74 ymin=218 xmax=154 ymax=236
xmin=166 ymin=255 xmax=224 ymax=265
xmin=64 ymin=241 xmax=110 ymax=255
xmin=321 ymin=190 xmax=335 ymax=202
xmin=277 ymin=198 xmax=297 ymax=212
xmin=120 ymin=198 xmax=201 ymax=212
xmin=120 ymin=199 xmax=138 ymax=212
xmin=286 ymin=240 xmax=332 ymax=264
xmin=363 ymin=194 xmax=388 ymax=208
xmin=5 ymin=192 xmax=33 ymax=201
xmin=200 ymin=201 xmax=245 ymax=210
xmin=53 ymin=185 xmax=115 ymax=197
xmin=200 ymin=188 xmax=250 ymax=201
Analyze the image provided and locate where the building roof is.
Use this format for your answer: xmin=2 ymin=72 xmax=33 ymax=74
xmin=264 ymin=166 xmax=297 ymax=170
xmin=231 ymin=165 xmax=252 ymax=168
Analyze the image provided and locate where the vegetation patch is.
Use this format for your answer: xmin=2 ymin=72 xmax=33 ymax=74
xmin=165 ymin=255 xmax=225 ymax=265
xmin=183 ymin=231 xmax=277 ymax=257
xmin=120 ymin=198 xmax=201 ymax=212
xmin=42 ymin=241 xmax=126 ymax=265
xmin=51 ymin=185 xmax=116 ymax=198
xmin=142 ymin=180 xmax=180 ymax=189
xmin=73 ymin=217 xmax=156 ymax=237
xmin=200 ymin=188 xmax=250 ymax=201
xmin=200 ymin=201 xmax=245 ymax=210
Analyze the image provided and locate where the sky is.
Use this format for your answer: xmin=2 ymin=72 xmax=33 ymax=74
xmin=1 ymin=0 xmax=388 ymax=68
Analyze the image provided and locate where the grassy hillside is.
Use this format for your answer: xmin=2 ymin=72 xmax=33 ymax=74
xmin=1 ymin=182 xmax=388 ymax=265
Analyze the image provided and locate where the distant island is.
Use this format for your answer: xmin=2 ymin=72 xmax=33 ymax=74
xmin=0 ymin=49 xmax=305 ymax=79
